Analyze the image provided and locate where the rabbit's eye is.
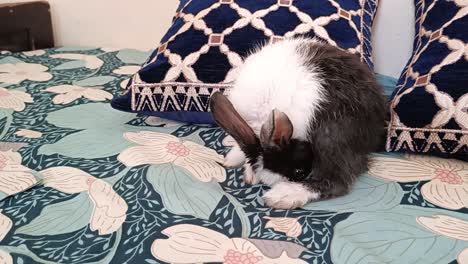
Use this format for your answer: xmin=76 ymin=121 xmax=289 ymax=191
xmin=294 ymin=169 xmax=306 ymax=178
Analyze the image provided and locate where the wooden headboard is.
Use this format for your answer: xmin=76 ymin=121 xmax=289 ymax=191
xmin=0 ymin=1 xmax=54 ymax=52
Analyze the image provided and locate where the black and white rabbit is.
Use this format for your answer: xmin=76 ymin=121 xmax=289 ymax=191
xmin=210 ymin=37 xmax=386 ymax=209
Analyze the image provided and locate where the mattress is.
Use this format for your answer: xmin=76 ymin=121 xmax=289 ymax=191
xmin=0 ymin=48 xmax=467 ymax=264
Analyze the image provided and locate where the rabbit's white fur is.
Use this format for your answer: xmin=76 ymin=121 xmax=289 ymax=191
xmin=223 ymin=143 xmax=245 ymax=168
xmin=225 ymin=38 xmax=326 ymax=208
xmin=263 ymin=181 xmax=320 ymax=209
xmin=228 ymin=38 xmax=326 ymax=140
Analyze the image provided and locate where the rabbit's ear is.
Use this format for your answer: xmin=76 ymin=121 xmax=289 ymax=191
xmin=260 ymin=109 xmax=293 ymax=147
xmin=210 ymin=92 xmax=257 ymax=148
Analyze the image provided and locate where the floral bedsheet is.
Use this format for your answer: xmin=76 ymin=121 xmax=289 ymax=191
xmin=0 ymin=48 xmax=467 ymax=264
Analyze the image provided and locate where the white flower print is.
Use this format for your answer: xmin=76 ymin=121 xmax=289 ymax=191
xmin=100 ymin=47 xmax=121 ymax=52
xmin=42 ymin=166 xmax=91 ymax=193
xmin=118 ymin=131 xmax=226 ymax=182
xmin=45 ymin=85 xmax=113 ymax=105
xmin=369 ymin=155 xmax=468 ymax=210
xmin=151 ymin=224 xmax=307 ymax=264
xmin=145 ymin=116 xmax=181 ymax=127
xmin=264 ymin=217 xmax=302 ymax=238
xmin=22 ymin=50 xmax=46 ymax=56
xmin=0 ymin=150 xmax=37 ymax=196
xmin=417 ymin=215 xmax=468 ymax=264
xmin=222 ymin=135 xmax=236 ymax=147
xmin=41 ymin=166 xmax=127 ymax=235
xmin=88 ymin=178 xmax=127 ymax=235
xmin=0 ymin=249 xmax=12 ymax=264
xmin=459 ymin=248 xmax=468 ymax=264
xmin=15 ymin=128 xmax=42 ymax=139
xmin=0 ymin=88 xmax=33 ymax=111
xmin=0 ymin=63 xmax=52 ymax=84
xmin=120 ymin=79 xmax=130 ymax=89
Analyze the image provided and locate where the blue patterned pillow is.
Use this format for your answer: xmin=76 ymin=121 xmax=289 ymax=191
xmin=177 ymin=0 xmax=190 ymax=13
xmin=112 ymin=0 xmax=379 ymax=123
xmin=387 ymin=0 xmax=468 ymax=160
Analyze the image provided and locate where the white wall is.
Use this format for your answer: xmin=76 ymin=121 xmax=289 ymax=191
xmin=0 ymin=0 xmax=179 ymax=50
xmin=372 ymin=0 xmax=415 ymax=77
xmin=1 ymin=0 xmax=414 ymax=77
xmin=49 ymin=0 xmax=178 ymax=50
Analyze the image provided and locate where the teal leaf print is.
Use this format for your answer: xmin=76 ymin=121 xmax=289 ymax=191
xmin=331 ymin=206 xmax=468 ymax=264
xmin=303 ymin=175 xmax=403 ymax=212
xmin=7 ymin=228 xmax=120 ymax=264
xmin=16 ymin=193 xmax=93 ymax=236
xmin=0 ymin=57 xmax=23 ymax=64
xmin=38 ymin=103 xmax=137 ymax=159
xmin=53 ymin=60 xmax=87 ymax=70
xmin=147 ymin=164 xmax=224 ymax=219
xmin=73 ymin=76 xmax=116 ymax=87
xmin=0 ymin=108 xmax=13 ymax=139
xmin=116 ymin=49 xmax=152 ymax=65
xmin=51 ymin=54 xmax=103 ymax=69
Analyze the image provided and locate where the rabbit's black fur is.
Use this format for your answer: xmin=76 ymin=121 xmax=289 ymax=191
xmin=210 ymin=38 xmax=386 ymax=209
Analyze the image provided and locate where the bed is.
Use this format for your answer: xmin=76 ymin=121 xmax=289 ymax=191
xmin=0 ymin=48 xmax=467 ymax=264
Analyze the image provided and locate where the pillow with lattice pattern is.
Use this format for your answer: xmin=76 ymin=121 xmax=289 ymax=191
xmin=112 ymin=0 xmax=379 ymax=123
xmin=386 ymin=0 xmax=468 ymax=160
